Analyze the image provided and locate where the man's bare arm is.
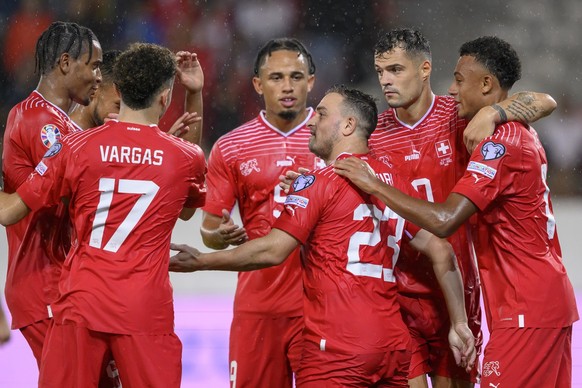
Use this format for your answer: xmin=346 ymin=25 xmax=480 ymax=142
xmin=0 ymin=191 xmax=30 ymax=226
xmin=170 ymin=228 xmax=298 ymax=272
xmin=464 ymin=92 xmax=557 ymax=152
xmin=175 ymin=51 xmax=204 ymax=145
xmin=200 ymin=210 xmax=248 ymax=250
xmin=333 ymin=157 xmax=477 ymax=237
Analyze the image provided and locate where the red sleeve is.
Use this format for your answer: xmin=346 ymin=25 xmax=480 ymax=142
xmin=16 ymin=141 xmax=70 ymax=211
xmin=452 ymin=124 xmax=520 ymax=210
xmin=202 ymin=142 xmax=237 ymax=216
xmin=273 ymin=172 xmax=326 ymax=244
xmin=184 ymin=145 xmax=207 ymax=209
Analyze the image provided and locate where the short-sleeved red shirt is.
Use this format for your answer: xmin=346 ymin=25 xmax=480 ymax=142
xmin=453 ymin=122 xmax=578 ymax=329
xmin=2 ymin=91 xmax=82 ymax=328
xmin=274 ymin=153 xmax=416 ymax=354
xmin=17 ymin=121 xmax=207 ymax=334
xmin=203 ymin=109 xmax=325 ymax=317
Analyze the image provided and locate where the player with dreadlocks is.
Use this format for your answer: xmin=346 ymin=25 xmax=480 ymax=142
xmin=2 ymin=21 xmax=102 ymax=368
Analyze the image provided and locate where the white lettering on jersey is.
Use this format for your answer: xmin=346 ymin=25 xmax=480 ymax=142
xmin=276 ymin=155 xmax=296 ymax=167
xmin=375 ymin=172 xmax=393 ymax=186
xmin=100 ymin=146 xmax=163 ymax=165
xmin=404 ymin=150 xmax=420 ymax=161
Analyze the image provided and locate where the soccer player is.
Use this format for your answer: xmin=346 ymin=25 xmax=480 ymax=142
xmin=70 ymin=49 xmax=205 ymax=144
xmin=334 ymin=36 xmax=578 ymax=388
xmin=199 ymin=38 xmax=322 ymax=388
xmin=170 ymin=85 xmax=476 ymax=387
xmin=368 ymin=28 xmax=557 ymax=388
xmin=0 ymin=42 xmax=207 ymax=387
xmin=1 ymin=21 xmax=102 ymax=366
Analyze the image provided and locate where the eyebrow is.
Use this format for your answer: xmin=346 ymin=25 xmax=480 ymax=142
xmin=316 ymin=106 xmax=328 ymax=113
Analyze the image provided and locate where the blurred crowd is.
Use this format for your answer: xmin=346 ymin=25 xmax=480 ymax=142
xmin=0 ymin=0 xmax=580 ymax=195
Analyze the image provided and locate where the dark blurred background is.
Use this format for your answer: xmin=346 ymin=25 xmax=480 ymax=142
xmin=1 ymin=0 xmax=581 ymax=195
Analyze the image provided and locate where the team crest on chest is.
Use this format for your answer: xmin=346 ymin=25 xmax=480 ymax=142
xmin=240 ymin=158 xmax=260 ymax=176
xmin=40 ymin=124 xmax=62 ymax=148
xmin=481 ymin=141 xmax=506 ymax=160
xmin=435 ymin=139 xmax=453 ymax=166
xmin=292 ymin=174 xmax=315 ymax=192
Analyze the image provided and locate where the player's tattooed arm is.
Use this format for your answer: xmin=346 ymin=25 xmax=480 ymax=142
xmin=463 ymin=92 xmax=557 ymax=153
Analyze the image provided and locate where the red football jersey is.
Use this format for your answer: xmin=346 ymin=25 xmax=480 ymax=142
xmin=274 ymin=153 xmax=414 ymax=354
xmin=203 ymin=110 xmax=325 ymax=317
xmin=453 ymin=122 xmax=578 ymax=330
xmin=369 ymin=95 xmax=479 ymax=301
xmin=17 ymin=121 xmax=207 ymax=334
xmin=2 ymin=90 xmax=82 ymax=329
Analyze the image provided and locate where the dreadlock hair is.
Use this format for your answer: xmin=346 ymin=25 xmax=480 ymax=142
xmin=35 ymin=21 xmax=99 ymax=75
xmin=101 ymin=50 xmax=122 ymax=84
xmin=253 ymin=38 xmax=316 ymax=76
xmin=114 ymin=43 xmax=177 ymax=110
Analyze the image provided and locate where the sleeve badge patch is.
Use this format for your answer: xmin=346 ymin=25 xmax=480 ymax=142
xmin=480 ymin=141 xmax=506 ymax=160
xmin=292 ymin=174 xmax=315 ymax=192
xmin=467 ymin=161 xmax=497 ymax=179
xmin=35 ymin=161 xmax=48 ymax=176
xmin=40 ymin=124 xmax=62 ymax=148
xmin=284 ymin=194 xmax=309 ymax=209
xmin=43 ymin=142 xmax=62 ymax=158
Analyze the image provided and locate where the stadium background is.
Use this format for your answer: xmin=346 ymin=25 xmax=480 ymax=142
xmin=0 ymin=0 xmax=580 ymax=386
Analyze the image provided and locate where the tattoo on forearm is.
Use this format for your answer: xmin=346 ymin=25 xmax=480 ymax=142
xmin=492 ymin=104 xmax=508 ymax=123
xmin=505 ymin=100 xmax=539 ymax=123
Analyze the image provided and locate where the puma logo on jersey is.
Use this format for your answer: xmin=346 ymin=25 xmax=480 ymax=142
xmin=489 ymin=383 xmax=500 ymax=388
xmin=471 ymin=173 xmax=483 ymax=184
xmin=240 ymin=159 xmax=260 ymax=176
xmin=276 ymin=156 xmax=296 ymax=167
xmin=404 ymin=150 xmax=420 ymax=161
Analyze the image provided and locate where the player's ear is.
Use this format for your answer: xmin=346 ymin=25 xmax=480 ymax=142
xmin=160 ymin=87 xmax=172 ymax=110
xmin=252 ymin=76 xmax=263 ymax=96
xmin=306 ymin=74 xmax=315 ymax=93
xmin=58 ymin=52 xmax=71 ymax=75
xmin=342 ymin=116 xmax=357 ymax=136
xmin=420 ymin=59 xmax=431 ymax=81
xmin=482 ymin=74 xmax=494 ymax=94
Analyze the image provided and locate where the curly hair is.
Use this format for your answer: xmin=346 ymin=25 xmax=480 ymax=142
xmin=114 ymin=43 xmax=177 ymax=110
xmin=35 ymin=21 xmax=99 ymax=75
xmin=459 ymin=36 xmax=521 ymax=90
xmin=326 ymin=84 xmax=378 ymax=139
xmin=253 ymin=38 xmax=316 ymax=76
xmin=374 ymin=28 xmax=431 ymax=61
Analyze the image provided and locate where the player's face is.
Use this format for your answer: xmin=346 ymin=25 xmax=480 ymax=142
xmin=91 ymin=82 xmax=120 ymax=126
xmin=69 ymin=39 xmax=103 ymax=106
xmin=253 ymin=50 xmax=315 ymax=122
xmin=307 ymin=92 xmax=344 ymax=161
xmin=374 ymin=47 xmax=429 ymax=109
xmin=448 ymin=55 xmax=489 ymax=120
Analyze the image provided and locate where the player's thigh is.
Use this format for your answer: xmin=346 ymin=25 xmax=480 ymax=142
xmin=39 ymin=322 xmax=108 ymax=388
xmin=431 ymin=375 xmax=474 ymax=388
xmin=230 ymin=314 xmax=300 ymax=388
xmin=110 ymin=332 xmax=182 ymax=388
xmin=297 ymin=342 xmax=409 ymax=388
xmin=20 ymin=318 xmax=51 ymax=368
xmin=482 ymin=326 xmax=572 ymax=387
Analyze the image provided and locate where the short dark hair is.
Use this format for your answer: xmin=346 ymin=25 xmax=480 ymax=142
xmin=101 ymin=50 xmax=122 ymax=84
xmin=326 ymin=84 xmax=378 ymax=139
xmin=253 ymin=38 xmax=316 ymax=76
xmin=459 ymin=36 xmax=521 ymax=90
xmin=374 ymin=28 xmax=431 ymax=61
xmin=114 ymin=43 xmax=177 ymax=110
xmin=35 ymin=21 xmax=99 ymax=75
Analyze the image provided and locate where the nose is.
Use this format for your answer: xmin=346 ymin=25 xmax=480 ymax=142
xmin=282 ymin=76 xmax=293 ymax=91
xmin=379 ymin=71 xmax=392 ymax=87
xmin=447 ymin=81 xmax=457 ymax=96
xmin=95 ymin=67 xmax=102 ymax=84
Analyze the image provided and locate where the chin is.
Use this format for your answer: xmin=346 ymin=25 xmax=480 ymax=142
xmin=278 ymin=110 xmax=299 ymax=121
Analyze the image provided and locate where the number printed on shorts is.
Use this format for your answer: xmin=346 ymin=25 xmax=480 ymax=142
xmin=89 ymin=178 xmax=160 ymax=252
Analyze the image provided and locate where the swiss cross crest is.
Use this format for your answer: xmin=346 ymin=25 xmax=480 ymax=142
xmin=240 ymin=159 xmax=260 ymax=176
xmin=435 ymin=139 xmax=452 ymax=158
xmin=483 ymin=361 xmax=501 ymax=377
